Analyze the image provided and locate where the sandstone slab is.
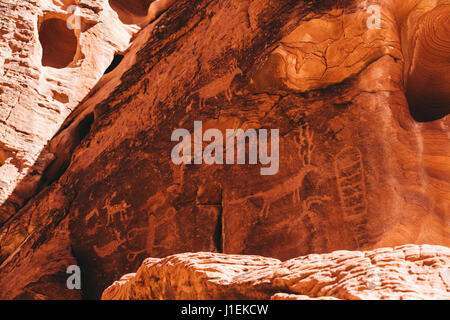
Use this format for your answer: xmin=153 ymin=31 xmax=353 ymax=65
xmin=102 ymin=245 xmax=450 ymax=300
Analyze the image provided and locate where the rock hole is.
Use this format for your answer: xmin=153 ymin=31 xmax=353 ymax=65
xmin=39 ymin=18 xmax=78 ymax=68
xmin=407 ymin=87 xmax=450 ymax=122
xmin=405 ymin=4 xmax=450 ymax=122
xmin=109 ymin=0 xmax=153 ymax=24
xmin=104 ymin=54 xmax=124 ymax=74
xmin=76 ymin=112 xmax=95 ymax=144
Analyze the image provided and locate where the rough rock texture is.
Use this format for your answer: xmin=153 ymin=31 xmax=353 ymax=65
xmin=400 ymin=2 xmax=450 ymax=121
xmin=0 ymin=0 xmax=179 ymax=299
xmin=0 ymin=0 xmax=176 ymax=223
xmin=0 ymin=0 xmax=449 ymax=300
xmin=0 ymin=0 xmax=134 ymax=223
xmin=102 ymin=245 xmax=450 ymax=300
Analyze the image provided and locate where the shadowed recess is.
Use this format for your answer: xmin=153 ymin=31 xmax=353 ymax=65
xmin=39 ymin=18 xmax=78 ymax=68
xmin=40 ymin=113 xmax=94 ymax=188
xmin=0 ymin=150 xmax=6 ymax=166
xmin=109 ymin=0 xmax=154 ymax=25
xmin=406 ymin=4 xmax=450 ymax=122
xmin=104 ymin=54 xmax=124 ymax=74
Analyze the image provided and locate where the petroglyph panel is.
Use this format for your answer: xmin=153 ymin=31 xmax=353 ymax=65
xmin=229 ymin=126 xmax=320 ymax=218
xmin=334 ymin=146 xmax=369 ymax=247
xmin=1 ymin=0 xmax=450 ymax=300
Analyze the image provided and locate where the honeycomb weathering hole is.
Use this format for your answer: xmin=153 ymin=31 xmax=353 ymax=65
xmin=39 ymin=18 xmax=78 ymax=68
xmin=109 ymin=0 xmax=154 ymax=24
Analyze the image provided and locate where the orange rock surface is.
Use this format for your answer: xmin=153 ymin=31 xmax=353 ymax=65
xmin=0 ymin=0 xmax=448 ymax=300
xmin=102 ymin=245 xmax=450 ymax=300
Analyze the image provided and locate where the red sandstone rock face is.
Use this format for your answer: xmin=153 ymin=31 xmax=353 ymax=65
xmin=0 ymin=0 xmax=136 ymax=223
xmin=102 ymin=245 xmax=450 ymax=300
xmin=0 ymin=0 xmax=448 ymax=300
xmin=0 ymin=0 xmax=176 ymax=224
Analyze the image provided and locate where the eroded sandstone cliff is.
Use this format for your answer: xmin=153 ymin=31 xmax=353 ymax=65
xmin=0 ymin=0 xmax=448 ymax=300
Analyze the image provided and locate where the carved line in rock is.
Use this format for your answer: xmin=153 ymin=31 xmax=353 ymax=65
xmin=229 ymin=125 xmax=330 ymax=219
xmin=85 ymin=189 xmax=179 ymax=263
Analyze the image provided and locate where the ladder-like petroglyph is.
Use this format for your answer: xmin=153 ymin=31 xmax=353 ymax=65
xmin=334 ymin=147 xmax=367 ymax=217
xmin=230 ymin=126 xmax=322 ymax=218
xmin=334 ymin=146 xmax=368 ymax=247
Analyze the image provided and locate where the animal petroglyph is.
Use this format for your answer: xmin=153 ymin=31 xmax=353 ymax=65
xmin=103 ymin=194 xmax=131 ymax=226
xmin=230 ymin=126 xmax=323 ymax=218
xmin=197 ymin=61 xmax=242 ymax=108
xmin=123 ymin=192 xmax=179 ymax=260
xmin=93 ymin=230 xmax=127 ymax=258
